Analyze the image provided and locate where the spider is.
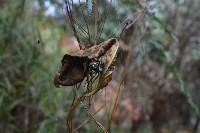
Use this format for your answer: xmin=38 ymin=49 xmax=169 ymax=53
xmin=86 ymin=58 xmax=104 ymax=87
xmin=88 ymin=59 xmax=103 ymax=74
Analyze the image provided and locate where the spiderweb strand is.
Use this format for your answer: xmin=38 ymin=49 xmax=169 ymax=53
xmin=79 ymin=0 xmax=91 ymax=42
xmin=96 ymin=0 xmax=113 ymax=42
xmin=65 ymin=0 xmax=83 ymax=49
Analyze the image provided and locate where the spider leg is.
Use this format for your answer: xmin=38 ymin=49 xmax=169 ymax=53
xmin=92 ymin=72 xmax=100 ymax=83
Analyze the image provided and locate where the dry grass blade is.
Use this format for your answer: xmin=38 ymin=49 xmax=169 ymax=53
xmin=66 ymin=95 xmax=85 ymax=132
xmin=74 ymin=103 xmax=106 ymax=131
xmin=84 ymin=107 xmax=108 ymax=133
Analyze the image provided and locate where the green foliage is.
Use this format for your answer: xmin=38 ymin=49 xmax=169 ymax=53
xmin=0 ymin=1 xmax=69 ymax=132
xmin=0 ymin=0 xmax=199 ymax=132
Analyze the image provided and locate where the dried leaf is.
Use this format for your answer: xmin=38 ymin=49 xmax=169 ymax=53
xmin=54 ymin=38 xmax=119 ymax=88
xmin=54 ymin=55 xmax=89 ymax=86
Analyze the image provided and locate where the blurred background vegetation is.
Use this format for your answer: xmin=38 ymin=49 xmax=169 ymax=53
xmin=0 ymin=0 xmax=199 ymax=133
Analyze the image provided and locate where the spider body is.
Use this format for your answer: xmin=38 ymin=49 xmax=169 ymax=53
xmin=88 ymin=59 xmax=103 ymax=73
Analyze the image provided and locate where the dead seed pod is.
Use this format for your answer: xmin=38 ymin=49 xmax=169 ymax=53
xmin=54 ymin=38 xmax=119 ymax=89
